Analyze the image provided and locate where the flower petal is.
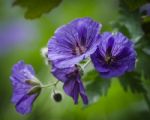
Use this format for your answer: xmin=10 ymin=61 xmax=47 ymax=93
xmin=15 ymin=94 xmax=38 ymax=115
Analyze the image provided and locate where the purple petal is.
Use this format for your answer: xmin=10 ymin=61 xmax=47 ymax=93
xmin=100 ymin=64 xmax=128 ymax=78
xmin=51 ymin=65 xmax=77 ymax=83
xmin=63 ymin=78 xmax=88 ymax=104
xmin=91 ymin=48 xmax=109 ymax=72
xmin=79 ymin=80 xmax=88 ymax=104
xmin=106 ymin=37 xmax=114 ymax=55
xmin=52 ymin=65 xmax=88 ymax=104
xmin=15 ymin=94 xmax=38 ymax=115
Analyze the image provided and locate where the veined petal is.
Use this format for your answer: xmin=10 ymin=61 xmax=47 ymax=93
xmin=15 ymin=94 xmax=39 ymax=115
xmin=10 ymin=61 xmax=40 ymax=115
xmin=52 ymin=65 xmax=88 ymax=104
xmin=91 ymin=32 xmax=136 ymax=78
xmin=48 ymin=17 xmax=102 ymax=68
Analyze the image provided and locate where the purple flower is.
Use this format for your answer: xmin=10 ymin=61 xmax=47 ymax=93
xmin=48 ymin=17 xmax=102 ymax=68
xmin=10 ymin=61 xmax=41 ymax=115
xmin=52 ymin=65 xmax=88 ymax=104
xmin=91 ymin=32 xmax=136 ymax=78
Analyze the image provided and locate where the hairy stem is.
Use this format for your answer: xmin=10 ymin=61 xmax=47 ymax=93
xmin=82 ymin=59 xmax=91 ymax=69
xmin=41 ymin=81 xmax=59 ymax=88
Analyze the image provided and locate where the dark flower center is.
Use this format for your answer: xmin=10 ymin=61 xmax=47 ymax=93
xmin=66 ymin=69 xmax=79 ymax=79
xmin=105 ymin=55 xmax=115 ymax=64
xmin=72 ymin=43 xmax=86 ymax=55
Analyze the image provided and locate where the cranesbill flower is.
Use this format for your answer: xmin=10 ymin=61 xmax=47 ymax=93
xmin=91 ymin=32 xmax=136 ymax=78
xmin=10 ymin=61 xmax=41 ymax=115
xmin=48 ymin=17 xmax=102 ymax=68
xmin=52 ymin=65 xmax=88 ymax=104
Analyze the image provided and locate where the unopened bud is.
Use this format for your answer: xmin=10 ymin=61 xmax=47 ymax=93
xmin=27 ymin=86 xmax=41 ymax=95
xmin=52 ymin=92 xmax=62 ymax=102
xmin=41 ymin=47 xmax=48 ymax=58
xmin=25 ymin=80 xmax=41 ymax=86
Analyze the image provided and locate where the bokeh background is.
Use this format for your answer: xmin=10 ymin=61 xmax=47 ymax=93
xmin=0 ymin=0 xmax=150 ymax=120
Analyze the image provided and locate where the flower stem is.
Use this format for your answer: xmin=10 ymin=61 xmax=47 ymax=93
xmin=41 ymin=81 xmax=59 ymax=88
xmin=82 ymin=59 xmax=91 ymax=69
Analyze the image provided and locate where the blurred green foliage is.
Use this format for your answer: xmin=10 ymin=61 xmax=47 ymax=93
xmin=13 ymin=0 xmax=62 ymax=19
xmin=0 ymin=0 xmax=150 ymax=120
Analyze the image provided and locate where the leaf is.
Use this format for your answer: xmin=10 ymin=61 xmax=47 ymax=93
xmin=142 ymin=16 xmax=150 ymax=23
xmin=111 ymin=21 xmax=131 ymax=38
xmin=141 ymin=16 xmax=150 ymax=35
xmin=13 ymin=0 xmax=62 ymax=19
xmin=142 ymin=80 xmax=150 ymax=109
xmin=136 ymin=45 xmax=150 ymax=80
xmin=112 ymin=0 xmax=144 ymax=42
xmin=123 ymin=0 xmax=149 ymax=11
xmin=119 ymin=71 xmax=150 ymax=109
xmin=119 ymin=72 xmax=146 ymax=93
xmin=84 ymin=70 xmax=111 ymax=104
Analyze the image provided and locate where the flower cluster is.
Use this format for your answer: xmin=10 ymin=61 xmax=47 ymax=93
xmin=10 ymin=17 xmax=136 ymax=115
xmin=48 ymin=17 xmax=136 ymax=104
xmin=48 ymin=18 xmax=102 ymax=104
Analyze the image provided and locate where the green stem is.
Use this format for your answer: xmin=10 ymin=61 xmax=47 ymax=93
xmin=82 ymin=59 xmax=91 ymax=69
xmin=41 ymin=81 xmax=59 ymax=88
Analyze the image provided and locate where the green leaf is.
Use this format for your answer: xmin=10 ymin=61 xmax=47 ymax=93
xmin=123 ymin=0 xmax=148 ymax=11
xmin=111 ymin=21 xmax=131 ymax=38
xmin=13 ymin=0 xmax=62 ymax=19
xmin=142 ymin=80 xmax=150 ymax=109
xmin=112 ymin=0 xmax=144 ymax=42
xmin=136 ymin=47 xmax=150 ymax=80
xmin=142 ymin=16 xmax=150 ymax=23
xmin=119 ymin=72 xmax=146 ymax=93
xmin=84 ymin=70 xmax=111 ymax=104
xmin=141 ymin=16 xmax=150 ymax=35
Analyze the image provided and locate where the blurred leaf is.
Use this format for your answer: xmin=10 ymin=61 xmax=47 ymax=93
xmin=136 ymin=47 xmax=150 ymax=80
xmin=112 ymin=0 xmax=144 ymax=42
xmin=111 ymin=21 xmax=131 ymax=38
xmin=142 ymin=16 xmax=150 ymax=23
xmin=141 ymin=16 xmax=150 ymax=35
xmin=119 ymin=72 xmax=146 ymax=93
xmin=84 ymin=70 xmax=111 ymax=104
xmin=123 ymin=0 xmax=148 ymax=11
xmin=13 ymin=0 xmax=62 ymax=19
xmin=142 ymin=80 xmax=150 ymax=109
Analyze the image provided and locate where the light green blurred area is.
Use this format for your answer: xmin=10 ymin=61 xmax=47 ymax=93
xmin=0 ymin=0 xmax=149 ymax=120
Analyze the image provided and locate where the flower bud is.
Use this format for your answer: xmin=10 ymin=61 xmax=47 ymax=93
xmin=41 ymin=47 xmax=48 ymax=58
xmin=25 ymin=80 xmax=41 ymax=86
xmin=41 ymin=47 xmax=51 ymax=65
xmin=27 ymin=86 xmax=41 ymax=95
xmin=52 ymin=92 xmax=62 ymax=102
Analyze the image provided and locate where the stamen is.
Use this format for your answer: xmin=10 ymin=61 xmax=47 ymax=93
xmin=105 ymin=55 xmax=115 ymax=64
xmin=73 ymin=45 xmax=86 ymax=55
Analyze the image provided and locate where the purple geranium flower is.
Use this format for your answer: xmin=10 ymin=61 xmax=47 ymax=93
xmin=10 ymin=61 xmax=41 ymax=115
xmin=52 ymin=65 xmax=88 ymax=104
xmin=91 ymin=32 xmax=136 ymax=78
xmin=48 ymin=17 xmax=102 ymax=68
